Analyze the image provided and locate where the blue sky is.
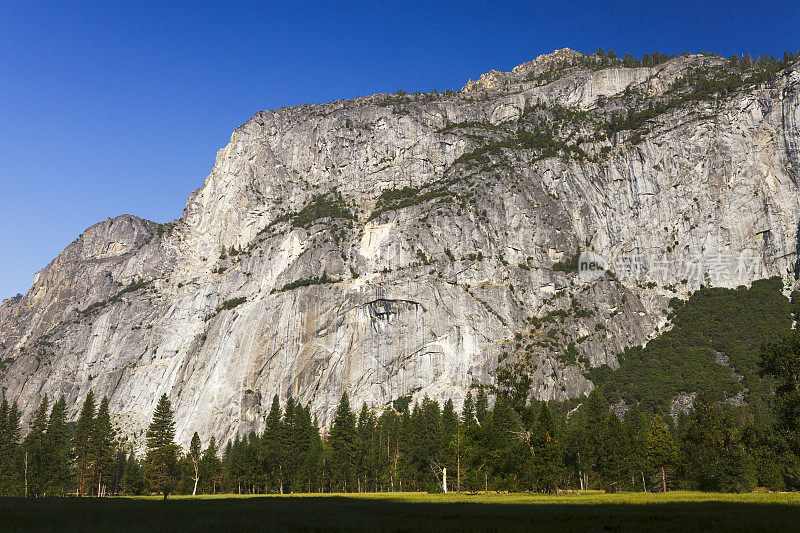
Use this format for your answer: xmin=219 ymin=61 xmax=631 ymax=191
xmin=1 ymin=1 xmax=798 ymax=299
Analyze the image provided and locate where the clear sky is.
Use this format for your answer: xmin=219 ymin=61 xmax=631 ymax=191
xmin=1 ymin=1 xmax=798 ymax=299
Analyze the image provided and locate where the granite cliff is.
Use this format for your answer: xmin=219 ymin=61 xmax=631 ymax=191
xmin=2 ymin=49 xmax=799 ymax=446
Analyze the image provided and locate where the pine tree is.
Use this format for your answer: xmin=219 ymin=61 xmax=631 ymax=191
xmin=22 ymin=396 xmax=49 ymax=496
xmin=440 ymin=398 xmax=459 ymax=492
xmin=475 ymin=388 xmax=489 ymax=426
xmin=188 ymin=432 xmax=202 ymax=495
xmin=530 ymin=402 xmax=561 ymax=493
xmin=200 ymin=436 xmax=223 ymax=494
xmin=92 ymin=397 xmax=115 ymax=495
xmin=461 ymin=391 xmax=475 ymax=427
xmin=143 ymin=393 xmax=180 ymax=499
xmin=581 ymin=390 xmax=608 ymax=489
xmin=622 ymin=406 xmax=650 ymax=492
xmin=761 ymin=331 xmax=800 ymax=479
xmin=599 ymin=412 xmax=627 ymax=492
xmin=2 ymin=400 xmax=22 ymax=495
xmin=678 ymin=397 xmax=755 ymax=492
xmin=647 ymin=416 xmax=676 ymax=492
xmin=356 ymin=403 xmax=377 ymax=492
xmin=123 ymin=453 xmax=145 ymax=495
xmin=45 ymin=396 xmax=71 ymax=495
xmin=73 ymin=391 xmax=96 ymax=496
xmin=260 ymin=395 xmax=283 ymax=492
xmin=329 ymin=392 xmax=358 ymax=491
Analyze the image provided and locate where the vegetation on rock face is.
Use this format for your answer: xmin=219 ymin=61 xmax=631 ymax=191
xmin=78 ymin=279 xmax=152 ymax=317
xmin=293 ymin=192 xmax=354 ymax=229
xmin=271 ymin=271 xmax=341 ymax=294
xmin=216 ymin=297 xmax=247 ymax=313
xmin=369 ymin=185 xmax=452 ymax=221
xmin=588 ymin=277 xmax=792 ymax=412
xmin=551 ymin=249 xmax=581 ymax=272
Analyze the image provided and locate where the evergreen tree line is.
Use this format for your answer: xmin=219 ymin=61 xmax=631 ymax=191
xmin=1 ymin=329 xmax=800 ymax=496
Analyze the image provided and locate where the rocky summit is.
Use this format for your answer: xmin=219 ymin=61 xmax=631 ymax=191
xmin=2 ymin=49 xmax=799 ymax=448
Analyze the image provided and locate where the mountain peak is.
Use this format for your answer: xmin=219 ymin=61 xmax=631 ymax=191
xmin=463 ymin=48 xmax=585 ymax=91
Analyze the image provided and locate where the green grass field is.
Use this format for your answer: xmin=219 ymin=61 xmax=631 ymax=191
xmin=2 ymin=491 xmax=799 ymax=532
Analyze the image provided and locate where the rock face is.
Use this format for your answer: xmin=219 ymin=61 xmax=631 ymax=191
xmin=2 ymin=49 xmax=799 ymax=447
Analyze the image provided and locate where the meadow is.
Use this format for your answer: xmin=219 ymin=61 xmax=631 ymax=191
xmin=1 ymin=491 xmax=799 ymax=532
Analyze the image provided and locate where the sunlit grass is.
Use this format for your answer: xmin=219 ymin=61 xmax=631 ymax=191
xmin=128 ymin=489 xmax=800 ymax=505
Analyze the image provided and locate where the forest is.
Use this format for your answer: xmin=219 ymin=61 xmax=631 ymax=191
xmin=2 ymin=278 xmax=800 ymax=497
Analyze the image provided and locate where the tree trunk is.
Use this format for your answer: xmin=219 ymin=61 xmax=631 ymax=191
xmin=192 ymin=460 xmax=199 ymax=496
xmin=443 ymin=467 xmax=447 ymax=494
xmin=641 ymin=470 xmax=647 ymax=492
xmin=457 ymin=430 xmax=461 ymax=493
xmin=661 ymin=466 xmax=667 ymax=493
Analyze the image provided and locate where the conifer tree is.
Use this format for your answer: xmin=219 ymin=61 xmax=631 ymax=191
xmin=761 ymin=331 xmax=800 ymax=481
xmin=143 ymin=393 xmax=180 ymax=499
xmin=0 ymin=399 xmax=22 ymax=495
xmin=45 ymin=396 xmax=71 ymax=495
xmin=355 ymin=403 xmax=373 ymax=491
xmin=440 ymin=398 xmax=459 ymax=489
xmin=260 ymin=394 xmax=283 ymax=492
xmin=622 ymin=406 xmax=650 ymax=492
xmin=123 ymin=453 xmax=145 ymax=495
xmin=92 ymin=396 xmax=115 ymax=495
xmin=461 ymin=391 xmax=475 ymax=427
xmin=647 ymin=416 xmax=676 ymax=492
xmin=200 ymin=436 xmax=223 ymax=494
xmin=73 ymin=391 xmax=96 ymax=496
xmin=22 ymin=396 xmax=49 ymax=496
xmin=599 ymin=412 xmax=627 ymax=492
xmin=581 ymin=390 xmax=608 ymax=488
xmin=329 ymin=392 xmax=358 ymax=491
xmin=530 ymin=402 xmax=561 ymax=493
xmin=475 ymin=388 xmax=489 ymax=426
xmin=188 ymin=431 xmax=202 ymax=495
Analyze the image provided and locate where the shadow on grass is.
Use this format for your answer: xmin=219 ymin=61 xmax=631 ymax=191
xmin=1 ymin=495 xmax=798 ymax=532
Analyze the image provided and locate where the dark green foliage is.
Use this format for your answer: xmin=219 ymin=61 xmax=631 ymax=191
xmin=293 ymin=192 xmax=354 ymax=229
xmin=44 ymin=396 xmax=71 ymax=495
xmin=123 ymin=453 xmax=145 ymax=495
xmin=73 ymin=392 xmax=96 ymax=496
xmin=647 ymin=416 xmax=676 ymax=492
xmin=144 ymin=394 xmax=181 ymax=499
xmin=677 ymin=397 xmax=756 ymax=492
xmin=21 ymin=397 xmax=50 ymax=497
xmin=0 ymin=396 xmax=21 ymax=495
xmin=92 ymin=397 xmax=116 ymax=492
xmin=272 ymin=271 xmax=341 ymax=294
xmin=216 ymin=296 xmax=247 ymax=313
xmin=759 ymin=330 xmax=800 ymax=486
xmin=329 ymin=393 xmax=358 ymax=491
xmin=78 ymin=279 xmax=152 ymax=317
xmin=589 ymin=278 xmax=791 ymax=412
xmin=551 ymin=249 xmax=581 ymax=272
xmin=369 ymin=185 xmax=452 ymax=221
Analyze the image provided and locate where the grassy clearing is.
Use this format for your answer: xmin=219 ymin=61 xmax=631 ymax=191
xmin=1 ymin=491 xmax=798 ymax=532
